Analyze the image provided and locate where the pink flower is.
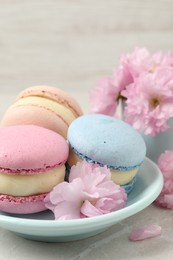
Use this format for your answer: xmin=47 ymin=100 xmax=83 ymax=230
xmin=120 ymin=47 xmax=173 ymax=79
xmin=120 ymin=47 xmax=150 ymax=78
xmin=113 ymin=66 xmax=133 ymax=92
xmin=89 ymin=76 xmax=121 ymax=116
xmin=155 ymin=151 xmax=173 ymax=209
xmin=89 ymin=47 xmax=173 ymax=135
xmin=122 ymin=70 xmax=173 ymax=135
xmin=44 ymin=162 xmax=127 ymax=220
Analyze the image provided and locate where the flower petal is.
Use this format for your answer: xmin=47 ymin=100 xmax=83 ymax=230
xmin=81 ymin=200 xmax=102 ymax=217
xmin=129 ymin=224 xmax=161 ymax=241
xmin=89 ymin=76 xmax=120 ymax=116
xmin=54 ymin=201 xmax=80 ymax=220
xmin=49 ymin=179 xmax=83 ymax=204
xmin=69 ymin=161 xmax=93 ymax=182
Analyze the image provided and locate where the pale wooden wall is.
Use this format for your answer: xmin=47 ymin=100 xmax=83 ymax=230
xmin=0 ymin=0 xmax=173 ymax=94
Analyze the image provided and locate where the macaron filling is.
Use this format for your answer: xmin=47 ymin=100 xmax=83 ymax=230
xmin=11 ymin=96 xmax=76 ymax=126
xmin=18 ymin=86 xmax=82 ymax=118
xmin=68 ymin=146 xmax=143 ymax=185
xmin=0 ymin=165 xmax=65 ymax=196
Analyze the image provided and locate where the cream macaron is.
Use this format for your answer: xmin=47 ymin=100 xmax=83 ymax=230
xmin=1 ymin=85 xmax=83 ymax=138
xmin=0 ymin=125 xmax=69 ymax=214
xmin=67 ymin=114 xmax=146 ymax=193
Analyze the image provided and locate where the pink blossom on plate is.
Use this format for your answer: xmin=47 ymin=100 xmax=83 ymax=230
xmin=44 ymin=162 xmax=127 ymax=220
xmin=122 ymin=70 xmax=173 ymax=135
xmin=155 ymin=151 xmax=173 ymax=209
xmin=89 ymin=76 xmax=121 ymax=116
xmin=129 ymin=224 xmax=161 ymax=241
xmin=69 ymin=161 xmax=111 ymax=184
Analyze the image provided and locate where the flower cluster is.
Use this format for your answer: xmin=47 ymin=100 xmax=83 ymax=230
xmin=44 ymin=162 xmax=127 ymax=220
xmin=155 ymin=150 xmax=173 ymax=209
xmin=90 ymin=48 xmax=173 ymax=136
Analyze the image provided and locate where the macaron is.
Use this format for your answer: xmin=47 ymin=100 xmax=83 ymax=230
xmin=67 ymin=114 xmax=146 ymax=192
xmin=0 ymin=125 xmax=69 ymax=214
xmin=1 ymin=85 xmax=83 ymax=138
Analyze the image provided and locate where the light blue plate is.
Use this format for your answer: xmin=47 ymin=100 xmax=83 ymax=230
xmin=0 ymin=158 xmax=163 ymax=242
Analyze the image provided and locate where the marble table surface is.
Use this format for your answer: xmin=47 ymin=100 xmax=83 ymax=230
xmin=0 ymin=92 xmax=172 ymax=260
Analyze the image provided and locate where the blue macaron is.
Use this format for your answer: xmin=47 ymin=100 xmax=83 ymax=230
xmin=67 ymin=114 xmax=146 ymax=193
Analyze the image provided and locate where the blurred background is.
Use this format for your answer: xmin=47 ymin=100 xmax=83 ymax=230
xmin=0 ymin=0 xmax=173 ymax=111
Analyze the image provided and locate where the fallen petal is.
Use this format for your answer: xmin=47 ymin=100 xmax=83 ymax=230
xmin=129 ymin=224 xmax=161 ymax=241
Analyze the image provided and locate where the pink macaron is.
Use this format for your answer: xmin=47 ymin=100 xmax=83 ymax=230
xmin=0 ymin=125 xmax=69 ymax=214
xmin=1 ymin=85 xmax=83 ymax=138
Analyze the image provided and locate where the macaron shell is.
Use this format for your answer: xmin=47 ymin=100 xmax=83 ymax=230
xmin=1 ymin=105 xmax=68 ymax=138
xmin=0 ymin=193 xmax=47 ymax=214
xmin=17 ymin=85 xmax=83 ymax=117
xmin=1 ymin=85 xmax=83 ymax=138
xmin=0 ymin=125 xmax=69 ymax=172
xmin=68 ymin=114 xmax=146 ymax=169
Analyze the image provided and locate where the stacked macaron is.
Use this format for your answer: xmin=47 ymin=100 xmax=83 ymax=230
xmin=0 ymin=85 xmax=83 ymax=214
xmin=1 ymin=85 xmax=83 ymax=138
xmin=67 ymin=114 xmax=146 ymax=193
xmin=0 ymin=125 xmax=69 ymax=214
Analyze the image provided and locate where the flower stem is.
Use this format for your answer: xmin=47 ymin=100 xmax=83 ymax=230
xmin=117 ymin=97 xmax=124 ymax=121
